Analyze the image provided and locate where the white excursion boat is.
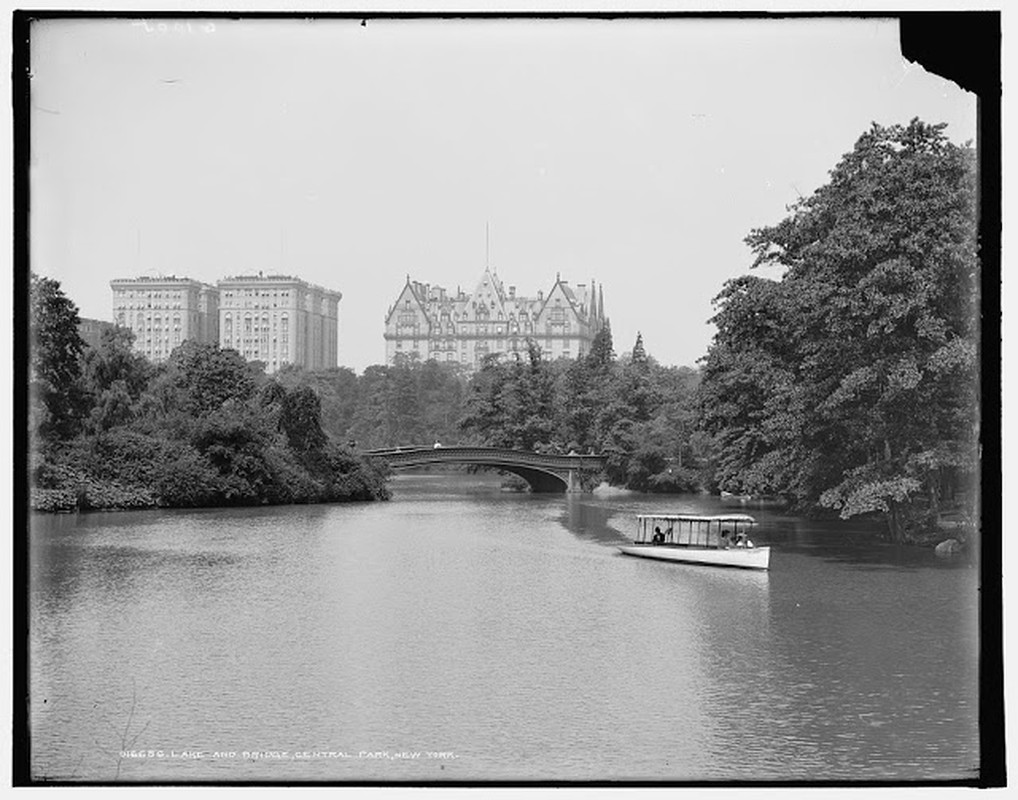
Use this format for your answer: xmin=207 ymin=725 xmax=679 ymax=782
xmin=618 ymin=513 xmax=771 ymax=570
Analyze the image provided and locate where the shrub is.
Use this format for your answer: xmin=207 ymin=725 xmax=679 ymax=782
xmin=152 ymin=445 xmax=223 ymax=507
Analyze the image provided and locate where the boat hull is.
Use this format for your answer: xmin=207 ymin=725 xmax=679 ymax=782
xmin=618 ymin=544 xmax=771 ymax=570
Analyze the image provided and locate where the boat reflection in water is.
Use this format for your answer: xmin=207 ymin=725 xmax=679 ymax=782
xmin=618 ymin=514 xmax=771 ymax=570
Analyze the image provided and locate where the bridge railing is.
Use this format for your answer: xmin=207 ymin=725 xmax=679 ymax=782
xmin=361 ymin=445 xmax=606 ymax=470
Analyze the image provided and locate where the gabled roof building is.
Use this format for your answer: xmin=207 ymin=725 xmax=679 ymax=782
xmin=383 ymin=268 xmax=606 ymax=370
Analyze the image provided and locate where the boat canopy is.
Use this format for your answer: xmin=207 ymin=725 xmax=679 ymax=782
xmin=635 ymin=514 xmax=756 ymax=524
xmin=634 ymin=514 xmax=757 ymax=548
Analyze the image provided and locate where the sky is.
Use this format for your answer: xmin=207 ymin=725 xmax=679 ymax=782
xmin=28 ymin=14 xmax=978 ymax=373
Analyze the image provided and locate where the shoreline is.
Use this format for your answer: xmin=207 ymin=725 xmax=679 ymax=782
xmin=28 ymin=483 xmax=974 ymax=554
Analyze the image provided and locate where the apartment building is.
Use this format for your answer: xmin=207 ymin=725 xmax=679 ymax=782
xmin=217 ymin=273 xmax=342 ymax=373
xmin=384 ymin=268 xmax=606 ymax=370
xmin=110 ymin=276 xmax=219 ymax=363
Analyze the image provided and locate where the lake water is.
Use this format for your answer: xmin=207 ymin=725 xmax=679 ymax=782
xmin=28 ymin=472 xmax=980 ymax=783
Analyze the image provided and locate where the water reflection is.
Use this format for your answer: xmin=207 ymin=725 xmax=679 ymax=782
xmin=558 ymin=495 xmax=628 ymax=544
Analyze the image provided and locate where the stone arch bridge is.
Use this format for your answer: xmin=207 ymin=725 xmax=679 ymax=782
xmin=361 ymin=446 xmax=607 ymax=493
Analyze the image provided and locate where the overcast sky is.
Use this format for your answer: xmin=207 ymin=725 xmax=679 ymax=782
xmin=29 ymin=15 xmax=977 ymax=372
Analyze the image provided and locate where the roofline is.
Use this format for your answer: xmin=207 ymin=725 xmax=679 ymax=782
xmin=384 ymin=279 xmax=431 ymax=327
xmin=217 ymin=275 xmax=342 ymax=299
xmin=110 ymin=276 xmax=212 ymax=288
xmin=635 ymin=514 xmax=757 ymax=523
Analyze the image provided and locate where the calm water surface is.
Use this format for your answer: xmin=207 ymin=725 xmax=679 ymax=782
xmin=29 ymin=473 xmax=980 ymax=782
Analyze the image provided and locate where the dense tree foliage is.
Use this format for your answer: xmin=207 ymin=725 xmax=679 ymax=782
xmin=30 ymin=275 xmax=88 ymax=445
xmin=698 ymin=120 xmax=978 ymax=541
xmin=80 ymin=326 xmax=153 ymax=435
xmin=276 ymin=356 xmax=468 ymax=449
xmin=29 ymin=277 xmax=390 ymax=512
xmin=459 ymin=327 xmax=705 ymax=491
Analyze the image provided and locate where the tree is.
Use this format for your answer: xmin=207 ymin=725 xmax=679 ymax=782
xmin=553 ymin=322 xmax=616 ymax=452
xmin=189 ymin=404 xmax=277 ymax=504
xmin=348 ymin=365 xmax=391 ymax=448
xmin=30 ymin=274 xmax=88 ymax=444
xmin=280 ymin=385 xmax=328 ymax=454
xmin=702 ymin=119 xmax=978 ymax=540
xmin=417 ymin=359 xmax=469 ymax=445
xmin=81 ymin=326 xmax=152 ymax=433
xmin=384 ymin=361 xmax=427 ymax=446
xmin=697 ymin=275 xmax=805 ymax=499
xmin=586 ymin=319 xmax=615 ymax=375
xmin=310 ymin=367 xmax=361 ymax=442
xmin=503 ymin=341 xmax=557 ymax=450
xmin=460 ymin=354 xmax=513 ymax=448
xmin=557 ymin=356 xmax=597 ymax=451
xmin=162 ymin=340 xmax=261 ymax=418
xmin=631 ymin=332 xmax=647 ymax=365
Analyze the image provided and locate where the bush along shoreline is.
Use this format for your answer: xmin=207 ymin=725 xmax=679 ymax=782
xmin=30 ymin=439 xmax=391 ymax=514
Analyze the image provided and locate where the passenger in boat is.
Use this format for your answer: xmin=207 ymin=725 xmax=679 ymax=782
xmin=720 ymin=529 xmax=732 ymax=548
xmin=652 ymin=526 xmax=666 ymax=545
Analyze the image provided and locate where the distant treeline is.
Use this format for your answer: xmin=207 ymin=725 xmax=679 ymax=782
xmin=29 ymin=119 xmax=979 ymax=542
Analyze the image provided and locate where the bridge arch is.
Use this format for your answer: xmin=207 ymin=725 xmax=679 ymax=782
xmin=361 ymin=446 xmax=606 ymax=494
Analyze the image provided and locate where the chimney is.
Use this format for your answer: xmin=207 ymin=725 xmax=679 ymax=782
xmin=509 ymin=285 xmax=516 ymax=299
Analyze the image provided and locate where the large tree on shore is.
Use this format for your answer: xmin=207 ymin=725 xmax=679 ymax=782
xmin=700 ymin=119 xmax=979 ymax=541
xmin=81 ymin=326 xmax=153 ymax=433
xmin=30 ymin=274 xmax=88 ymax=444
